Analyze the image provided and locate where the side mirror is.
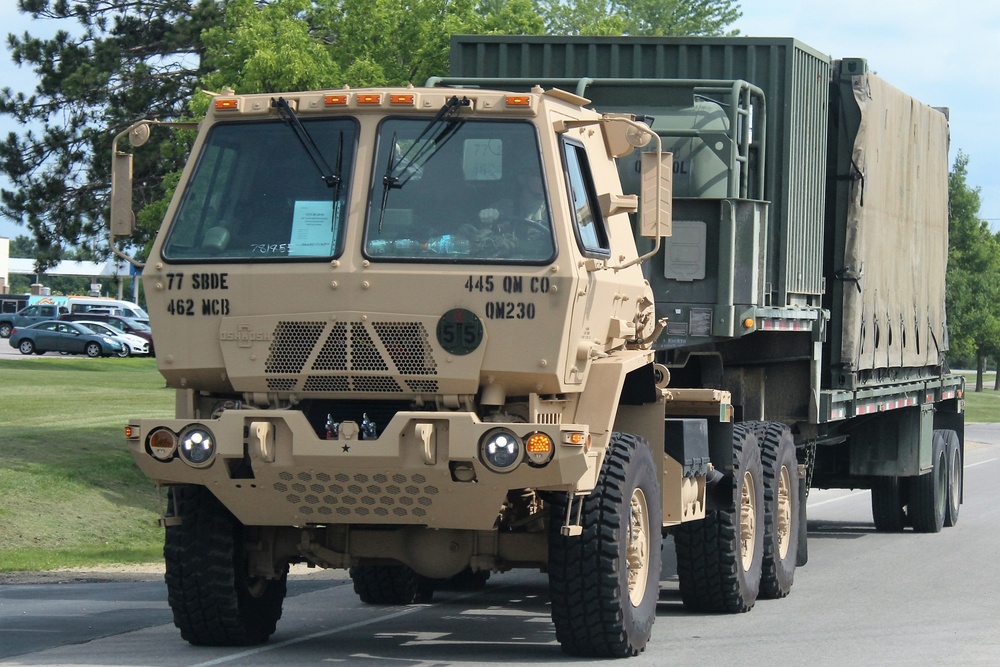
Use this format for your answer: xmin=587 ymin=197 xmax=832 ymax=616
xmin=110 ymin=149 xmax=135 ymax=237
xmin=109 ymin=121 xmax=154 ymax=238
xmin=640 ymin=152 xmax=673 ymax=238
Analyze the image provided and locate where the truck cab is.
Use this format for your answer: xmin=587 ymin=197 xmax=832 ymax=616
xmin=113 ymin=85 xmax=682 ymax=656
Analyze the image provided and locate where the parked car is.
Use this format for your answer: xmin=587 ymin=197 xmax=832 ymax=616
xmin=0 ymin=303 xmax=68 ymax=338
xmin=9 ymin=320 xmax=124 ymax=357
xmin=59 ymin=313 xmax=155 ymax=355
xmin=75 ymin=320 xmax=150 ymax=357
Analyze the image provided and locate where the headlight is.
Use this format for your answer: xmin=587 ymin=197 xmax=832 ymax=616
xmin=147 ymin=428 xmax=178 ymax=461
xmin=178 ymin=427 xmax=216 ymax=467
xmin=479 ymin=428 xmax=522 ymax=473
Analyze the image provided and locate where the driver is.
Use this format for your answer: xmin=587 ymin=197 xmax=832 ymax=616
xmin=479 ymin=158 xmax=548 ymax=225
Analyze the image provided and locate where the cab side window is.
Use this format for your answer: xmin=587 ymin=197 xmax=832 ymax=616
xmin=562 ymin=140 xmax=610 ymax=257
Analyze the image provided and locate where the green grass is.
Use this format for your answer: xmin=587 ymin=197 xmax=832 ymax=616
xmin=0 ymin=357 xmax=172 ymax=572
xmin=958 ymin=371 xmax=1000 ymax=423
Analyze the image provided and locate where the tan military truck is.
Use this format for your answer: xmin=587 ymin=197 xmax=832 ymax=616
xmin=111 ymin=36 xmax=963 ymax=659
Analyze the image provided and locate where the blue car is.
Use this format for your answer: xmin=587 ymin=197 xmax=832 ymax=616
xmin=8 ymin=320 xmax=124 ymax=357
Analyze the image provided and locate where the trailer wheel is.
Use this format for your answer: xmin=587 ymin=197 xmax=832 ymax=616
xmin=750 ymin=421 xmax=799 ymax=599
xmin=548 ymin=432 xmax=662 ymax=657
xmin=940 ymin=430 xmax=962 ymax=527
xmin=350 ymin=565 xmax=433 ymax=604
xmin=911 ymin=433 xmax=947 ymax=533
xmin=871 ymin=476 xmax=906 ymax=531
xmin=674 ymin=423 xmax=763 ymax=613
xmin=164 ymin=485 xmax=287 ymax=646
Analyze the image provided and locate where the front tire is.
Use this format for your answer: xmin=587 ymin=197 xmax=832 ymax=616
xmin=164 ymin=485 xmax=287 ymax=646
xmin=548 ymin=432 xmax=662 ymax=657
xmin=674 ymin=423 xmax=763 ymax=613
xmin=0 ymin=322 xmax=12 ymax=338
xmin=116 ymin=344 xmax=130 ymax=358
xmin=85 ymin=341 xmax=102 ymax=358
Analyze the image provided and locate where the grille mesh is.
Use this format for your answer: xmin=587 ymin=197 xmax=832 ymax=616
xmin=373 ymin=322 xmax=438 ymax=375
xmin=313 ymin=323 xmax=347 ymax=370
xmin=264 ymin=319 xmax=439 ymax=394
xmin=265 ymin=321 xmax=326 ymax=373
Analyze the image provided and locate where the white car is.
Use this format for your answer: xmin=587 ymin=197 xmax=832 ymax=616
xmin=75 ymin=320 xmax=150 ymax=357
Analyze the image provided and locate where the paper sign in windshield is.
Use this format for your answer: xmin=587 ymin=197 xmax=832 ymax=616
xmin=289 ymin=200 xmax=335 ymax=257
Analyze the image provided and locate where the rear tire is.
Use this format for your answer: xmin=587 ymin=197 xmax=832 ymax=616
xmin=941 ymin=430 xmax=962 ymax=527
xmin=548 ymin=432 xmax=662 ymax=657
xmin=871 ymin=476 xmax=906 ymax=532
xmin=18 ymin=339 xmax=35 ymax=355
xmin=350 ymin=565 xmax=433 ymax=604
xmin=164 ymin=485 xmax=287 ymax=646
xmin=674 ymin=423 xmax=763 ymax=613
xmin=0 ymin=322 xmax=12 ymax=338
xmin=750 ymin=421 xmax=799 ymax=599
xmin=910 ymin=434 xmax=947 ymax=533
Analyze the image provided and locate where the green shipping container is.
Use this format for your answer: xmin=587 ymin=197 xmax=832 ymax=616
xmin=448 ymin=36 xmax=832 ymax=310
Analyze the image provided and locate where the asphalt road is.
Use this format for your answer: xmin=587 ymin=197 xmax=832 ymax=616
xmin=2 ymin=425 xmax=999 ymax=666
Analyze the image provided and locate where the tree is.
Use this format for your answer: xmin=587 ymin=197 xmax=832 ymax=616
xmin=946 ymin=152 xmax=1000 ymax=391
xmin=0 ymin=0 xmax=225 ymax=271
xmin=539 ymin=0 xmax=741 ymax=36
xmin=2 ymin=0 xmax=741 ymax=267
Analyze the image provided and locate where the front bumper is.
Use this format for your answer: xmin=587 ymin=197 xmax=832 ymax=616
xmin=127 ymin=409 xmax=601 ymax=530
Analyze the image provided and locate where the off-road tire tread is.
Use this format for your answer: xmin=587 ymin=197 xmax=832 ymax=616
xmin=164 ymin=485 xmax=286 ymax=646
xmin=548 ymin=432 xmax=661 ymax=658
xmin=674 ymin=423 xmax=762 ymax=613
xmin=350 ymin=564 xmax=431 ymax=604
xmin=748 ymin=420 xmax=798 ymax=599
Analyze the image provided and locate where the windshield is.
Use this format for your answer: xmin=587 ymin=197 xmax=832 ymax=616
xmin=79 ymin=322 xmax=113 ymax=335
xmin=163 ymin=119 xmax=357 ymax=261
xmin=365 ymin=119 xmax=554 ymax=263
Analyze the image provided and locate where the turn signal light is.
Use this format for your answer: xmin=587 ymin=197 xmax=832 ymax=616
xmin=525 ymin=433 xmax=554 ymax=467
xmin=148 ymin=428 xmax=178 ymax=461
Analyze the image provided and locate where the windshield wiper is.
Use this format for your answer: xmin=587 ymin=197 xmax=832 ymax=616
xmin=377 ymin=95 xmax=470 ymax=231
xmin=271 ymin=97 xmax=342 ymax=192
xmin=383 ymin=95 xmax=469 ymax=189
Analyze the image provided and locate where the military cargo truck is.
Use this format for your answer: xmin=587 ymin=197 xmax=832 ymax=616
xmin=111 ymin=36 xmax=963 ymax=658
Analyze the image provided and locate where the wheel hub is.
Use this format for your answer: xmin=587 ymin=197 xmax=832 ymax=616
xmin=777 ymin=465 xmax=792 ymax=560
xmin=740 ymin=471 xmax=757 ymax=571
xmin=627 ymin=487 xmax=650 ymax=606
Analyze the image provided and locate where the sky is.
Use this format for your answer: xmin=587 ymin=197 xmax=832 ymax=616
xmin=0 ymin=0 xmax=998 ymax=241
